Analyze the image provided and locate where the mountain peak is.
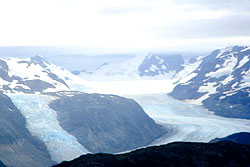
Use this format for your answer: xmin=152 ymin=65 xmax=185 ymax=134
xmin=220 ymin=45 xmax=248 ymax=54
xmin=29 ymin=55 xmax=51 ymax=68
xmin=138 ymin=53 xmax=184 ymax=76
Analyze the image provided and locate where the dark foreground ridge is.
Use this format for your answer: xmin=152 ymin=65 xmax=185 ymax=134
xmin=54 ymin=141 xmax=250 ymax=167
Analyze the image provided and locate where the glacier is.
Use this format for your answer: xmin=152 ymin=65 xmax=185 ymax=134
xmin=7 ymin=93 xmax=89 ymax=163
xmin=125 ymin=94 xmax=250 ymax=145
xmin=83 ymin=77 xmax=250 ymax=146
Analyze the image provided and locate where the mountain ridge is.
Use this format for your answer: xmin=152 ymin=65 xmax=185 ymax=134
xmin=170 ymin=45 xmax=250 ymax=119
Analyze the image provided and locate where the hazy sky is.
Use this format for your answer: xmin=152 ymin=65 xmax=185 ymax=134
xmin=0 ymin=0 xmax=249 ymax=53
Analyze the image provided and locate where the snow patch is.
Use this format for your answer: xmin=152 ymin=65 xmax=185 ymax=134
xmin=221 ymin=75 xmax=234 ymax=85
xmin=241 ymin=47 xmax=250 ymax=52
xmin=178 ymin=73 xmax=197 ymax=84
xmin=206 ymin=55 xmax=237 ymax=78
xmin=236 ymin=56 xmax=249 ymax=69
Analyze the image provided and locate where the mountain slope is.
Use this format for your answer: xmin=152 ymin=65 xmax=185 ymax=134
xmin=54 ymin=141 xmax=250 ymax=167
xmin=170 ymin=46 xmax=250 ymax=119
xmin=0 ymin=92 xmax=55 ymax=167
xmin=210 ymin=132 xmax=250 ymax=145
xmin=49 ymin=93 xmax=166 ymax=153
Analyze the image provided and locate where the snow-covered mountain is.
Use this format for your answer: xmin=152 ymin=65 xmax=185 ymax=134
xmin=77 ymin=53 xmax=185 ymax=80
xmin=170 ymin=46 xmax=250 ymax=119
xmin=138 ymin=54 xmax=184 ymax=76
xmin=0 ymin=55 xmax=89 ymax=93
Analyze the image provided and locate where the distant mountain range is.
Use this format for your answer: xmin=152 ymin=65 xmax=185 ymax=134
xmin=75 ymin=53 xmax=185 ymax=80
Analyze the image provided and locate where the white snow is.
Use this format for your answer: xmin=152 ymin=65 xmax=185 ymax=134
xmin=215 ymin=64 xmax=221 ymax=68
xmin=215 ymin=46 xmax=234 ymax=59
xmin=198 ymin=82 xmax=217 ymax=93
xmin=240 ymin=68 xmax=250 ymax=88
xmin=155 ymin=56 xmax=164 ymax=64
xmin=150 ymin=64 xmax=158 ymax=72
xmin=231 ymin=82 xmax=238 ymax=88
xmin=206 ymin=55 xmax=237 ymax=78
xmin=216 ymin=50 xmax=225 ymax=58
xmin=178 ymin=73 xmax=197 ymax=84
xmin=240 ymin=46 xmax=250 ymax=52
xmin=220 ymin=75 xmax=234 ymax=85
xmin=174 ymin=58 xmax=202 ymax=83
xmin=87 ymin=80 xmax=175 ymax=95
xmin=7 ymin=93 xmax=89 ymax=163
xmin=236 ymin=56 xmax=249 ymax=69
xmin=161 ymin=65 xmax=167 ymax=70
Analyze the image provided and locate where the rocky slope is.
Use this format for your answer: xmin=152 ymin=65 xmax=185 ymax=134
xmin=170 ymin=46 xmax=250 ymax=119
xmin=0 ymin=161 xmax=5 ymax=167
xmin=0 ymin=92 xmax=55 ymax=167
xmin=49 ymin=93 xmax=166 ymax=153
xmin=54 ymin=141 xmax=250 ymax=167
xmin=210 ymin=132 xmax=250 ymax=145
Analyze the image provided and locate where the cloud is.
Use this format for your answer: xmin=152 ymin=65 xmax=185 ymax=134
xmin=100 ymin=6 xmax=153 ymax=15
xmin=154 ymin=13 xmax=250 ymax=39
xmin=175 ymin=0 xmax=250 ymax=11
xmin=0 ymin=0 xmax=248 ymax=53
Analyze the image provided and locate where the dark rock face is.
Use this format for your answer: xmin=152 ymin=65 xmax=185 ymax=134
xmin=210 ymin=132 xmax=250 ymax=145
xmin=19 ymin=79 xmax=56 ymax=92
xmin=0 ymin=161 xmax=5 ymax=167
xmin=0 ymin=92 xmax=55 ymax=167
xmin=138 ymin=54 xmax=184 ymax=76
xmin=53 ymin=141 xmax=250 ymax=167
xmin=49 ymin=93 xmax=166 ymax=153
xmin=169 ymin=46 xmax=250 ymax=119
